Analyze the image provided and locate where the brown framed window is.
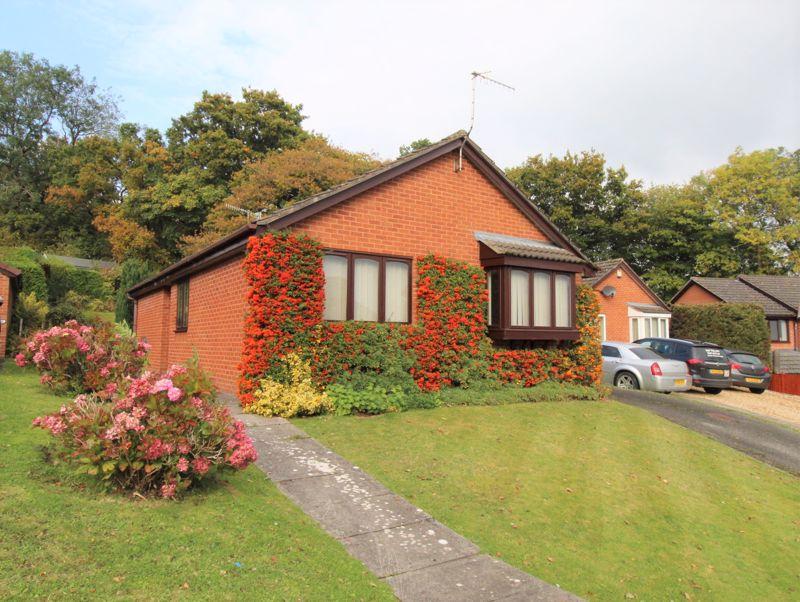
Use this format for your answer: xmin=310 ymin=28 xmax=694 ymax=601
xmin=175 ymin=279 xmax=189 ymax=332
xmin=322 ymin=251 xmax=411 ymax=323
xmin=484 ymin=266 xmax=577 ymax=340
xmin=769 ymin=319 xmax=789 ymax=342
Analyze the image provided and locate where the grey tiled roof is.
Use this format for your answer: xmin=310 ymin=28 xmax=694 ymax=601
xmin=691 ymin=277 xmax=795 ymax=317
xmin=474 ymin=231 xmax=585 ymax=264
xmin=737 ymin=275 xmax=800 ymax=313
xmin=44 ymin=254 xmax=117 ymax=271
xmin=583 ymin=258 xmax=623 ymax=287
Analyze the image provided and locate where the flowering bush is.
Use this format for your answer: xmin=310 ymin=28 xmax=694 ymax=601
xmin=239 ymin=232 xmax=324 ymax=407
xmin=33 ymin=364 xmax=257 ymax=499
xmin=15 ymin=320 xmax=149 ymax=397
xmin=250 ymin=353 xmax=331 ymax=418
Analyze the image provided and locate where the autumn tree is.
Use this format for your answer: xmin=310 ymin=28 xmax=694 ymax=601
xmin=183 ymin=136 xmax=379 ymax=254
xmin=399 ymin=138 xmax=432 ymax=157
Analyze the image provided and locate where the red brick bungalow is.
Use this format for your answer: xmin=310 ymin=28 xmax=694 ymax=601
xmin=584 ymin=258 xmax=671 ymax=342
xmin=672 ymin=275 xmax=800 ymax=351
xmin=128 ymin=133 xmax=594 ymax=394
xmin=0 ymin=262 xmax=21 ymax=358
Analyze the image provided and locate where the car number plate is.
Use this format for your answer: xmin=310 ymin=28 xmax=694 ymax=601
xmin=710 ymin=369 xmax=724 ymax=375
xmin=674 ymin=379 xmax=686 ymax=386
xmin=745 ymin=377 xmax=762 ymax=383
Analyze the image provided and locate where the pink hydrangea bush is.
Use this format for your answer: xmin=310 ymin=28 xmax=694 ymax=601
xmin=15 ymin=320 xmax=149 ymax=396
xmin=32 ymin=364 xmax=257 ymax=499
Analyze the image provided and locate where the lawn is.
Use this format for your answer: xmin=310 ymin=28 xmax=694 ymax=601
xmin=299 ymin=397 xmax=800 ymax=601
xmin=0 ymin=365 xmax=392 ymax=600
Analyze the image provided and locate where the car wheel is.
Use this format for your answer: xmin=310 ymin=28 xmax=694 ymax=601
xmin=703 ymin=387 xmax=722 ymax=394
xmin=614 ymin=372 xmax=639 ymax=390
xmin=748 ymin=388 xmax=765 ymax=395
xmin=661 ymin=391 xmax=672 ymax=395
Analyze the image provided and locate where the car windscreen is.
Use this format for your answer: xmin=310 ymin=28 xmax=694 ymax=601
xmin=629 ymin=348 xmax=663 ymax=360
xmin=730 ymin=352 xmax=763 ymax=366
xmin=692 ymin=346 xmax=726 ymax=361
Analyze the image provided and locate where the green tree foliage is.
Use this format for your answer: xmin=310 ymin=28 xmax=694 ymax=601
xmin=506 ymin=151 xmax=645 ymax=259
xmin=671 ymin=303 xmax=771 ymax=364
xmin=0 ymin=51 xmax=119 ymax=249
xmin=115 ymin=258 xmax=158 ymax=325
xmin=399 ymin=138 xmax=432 ymax=157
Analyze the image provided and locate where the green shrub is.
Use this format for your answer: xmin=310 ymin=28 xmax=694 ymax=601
xmin=7 ymin=292 xmax=49 ymax=352
xmin=43 ymin=258 xmax=110 ymax=303
xmin=671 ymin=303 xmax=771 ymax=363
xmin=115 ymin=258 xmax=157 ymax=325
xmin=47 ymin=290 xmax=90 ymax=325
xmin=0 ymin=246 xmax=47 ymax=301
xmin=437 ymin=380 xmax=605 ymax=406
xmin=249 ymin=353 xmax=331 ymax=418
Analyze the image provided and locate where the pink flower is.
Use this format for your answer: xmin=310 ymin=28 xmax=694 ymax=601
xmin=167 ymin=387 xmax=183 ymax=402
xmin=151 ymin=378 xmax=173 ymax=394
xmin=192 ymin=456 xmax=211 ymax=475
xmin=14 ymin=353 xmax=27 ymax=367
xmin=176 ymin=457 xmax=189 ymax=472
xmin=161 ymin=481 xmax=177 ymax=499
xmin=32 ymin=351 xmax=46 ymax=364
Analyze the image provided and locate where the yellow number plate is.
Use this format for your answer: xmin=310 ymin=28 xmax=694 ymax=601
xmin=674 ymin=379 xmax=686 ymax=386
xmin=710 ymin=369 xmax=724 ymax=375
xmin=745 ymin=377 xmax=762 ymax=383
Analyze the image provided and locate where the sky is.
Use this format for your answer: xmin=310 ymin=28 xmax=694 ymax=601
xmin=2 ymin=0 xmax=799 ymax=185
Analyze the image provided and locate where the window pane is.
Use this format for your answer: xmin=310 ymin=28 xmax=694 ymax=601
xmin=554 ymin=274 xmax=570 ymax=327
xmin=631 ymin=318 xmax=639 ymax=341
xmin=384 ymin=261 xmax=409 ymax=322
xmin=510 ymin=269 xmax=530 ymax=326
xmin=599 ymin=314 xmax=607 ymax=341
xmin=769 ymin=320 xmax=778 ymax=340
xmin=533 ymin=272 xmax=551 ymax=327
xmin=644 ymin=317 xmax=652 ymax=337
xmin=781 ymin=320 xmax=788 ymax=341
xmin=353 ymin=258 xmax=379 ymax=321
xmin=487 ymin=270 xmax=501 ymax=326
xmin=323 ymin=255 xmax=348 ymax=320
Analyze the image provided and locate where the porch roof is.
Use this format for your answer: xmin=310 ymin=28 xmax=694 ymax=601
xmin=474 ymin=231 xmax=587 ymax=265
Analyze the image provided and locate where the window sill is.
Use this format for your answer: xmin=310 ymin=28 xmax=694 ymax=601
xmin=175 ymin=327 xmax=188 ymax=333
xmin=488 ymin=326 xmax=579 ymax=341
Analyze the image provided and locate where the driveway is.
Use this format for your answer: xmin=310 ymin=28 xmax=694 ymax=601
xmin=686 ymin=387 xmax=800 ymax=428
xmin=612 ymin=388 xmax=800 ymax=476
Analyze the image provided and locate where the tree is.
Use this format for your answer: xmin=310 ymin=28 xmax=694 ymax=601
xmin=182 ymin=136 xmax=380 ymax=254
xmin=506 ymin=151 xmax=645 ymax=259
xmin=399 ymin=138 xmax=432 ymax=157
xmin=0 ymin=51 xmax=119 ymax=248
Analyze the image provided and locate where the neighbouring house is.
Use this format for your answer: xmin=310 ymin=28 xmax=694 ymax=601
xmin=128 ymin=132 xmax=595 ymax=393
xmin=583 ymin=258 xmax=671 ymax=342
xmin=0 ymin=262 xmax=21 ymax=358
xmin=671 ymin=275 xmax=800 ymax=351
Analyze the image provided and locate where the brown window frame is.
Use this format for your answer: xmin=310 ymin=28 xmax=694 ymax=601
xmin=323 ymin=250 xmax=412 ymax=324
xmin=485 ymin=265 xmax=578 ymax=341
xmin=175 ymin=278 xmax=189 ymax=332
xmin=769 ymin=319 xmax=789 ymax=342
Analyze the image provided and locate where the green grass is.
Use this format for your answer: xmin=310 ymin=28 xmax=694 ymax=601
xmin=299 ymin=397 xmax=800 ymax=601
xmin=0 ymin=364 xmax=392 ymax=601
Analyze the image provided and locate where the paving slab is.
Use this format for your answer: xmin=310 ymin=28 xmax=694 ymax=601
xmin=386 ymin=554 xmax=580 ymax=602
xmin=246 ymin=420 xmax=309 ymax=440
xmin=252 ymin=437 xmax=348 ymax=482
xmin=341 ymin=518 xmax=479 ymax=578
xmin=278 ymin=470 xmax=391 ymax=507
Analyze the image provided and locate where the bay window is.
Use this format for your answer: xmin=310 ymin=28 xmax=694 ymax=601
xmin=322 ymin=251 xmax=411 ymax=323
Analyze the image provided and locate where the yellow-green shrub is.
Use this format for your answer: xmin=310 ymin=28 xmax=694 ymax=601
xmin=249 ymin=353 xmax=330 ymax=418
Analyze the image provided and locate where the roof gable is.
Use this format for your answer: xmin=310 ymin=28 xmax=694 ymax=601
xmin=585 ymin=258 xmax=668 ymax=309
xmin=673 ymin=276 xmax=796 ymax=317
xmin=737 ymin=275 xmax=800 ymax=312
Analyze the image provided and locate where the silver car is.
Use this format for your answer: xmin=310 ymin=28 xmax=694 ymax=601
xmin=601 ymin=342 xmax=692 ymax=393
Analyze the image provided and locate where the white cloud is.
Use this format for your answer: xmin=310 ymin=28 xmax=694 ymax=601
xmin=72 ymin=0 xmax=800 ymax=183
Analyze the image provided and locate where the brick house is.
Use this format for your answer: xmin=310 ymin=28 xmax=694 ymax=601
xmin=583 ymin=258 xmax=671 ymax=342
xmin=129 ymin=133 xmax=594 ymax=393
xmin=671 ymin=275 xmax=800 ymax=351
xmin=0 ymin=262 xmax=21 ymax=358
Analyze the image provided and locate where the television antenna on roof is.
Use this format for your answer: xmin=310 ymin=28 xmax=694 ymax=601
xmin=458 ymin=70 xmax=515 ymax=171
xmin=224 ymin=203 xmax=264 ymax=221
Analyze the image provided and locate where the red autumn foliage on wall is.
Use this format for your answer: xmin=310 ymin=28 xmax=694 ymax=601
xmin=406 ymin=254 xmax=491 ymax=391
xmin=238 ymin=232 xmax=324 ymax=407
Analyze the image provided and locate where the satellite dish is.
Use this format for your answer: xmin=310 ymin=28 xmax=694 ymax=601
xmin=601 ymin=286 xmax=616 ymax=298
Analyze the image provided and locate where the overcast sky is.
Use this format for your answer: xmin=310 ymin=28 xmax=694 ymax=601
xmin=3 ymin=0 xmax=799 ymax=184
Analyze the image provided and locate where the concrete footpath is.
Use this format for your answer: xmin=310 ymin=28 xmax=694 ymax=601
xmin=223 ymin=398 xmax=580 ymax=601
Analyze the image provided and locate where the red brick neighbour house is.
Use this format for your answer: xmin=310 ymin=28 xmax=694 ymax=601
xmin=671 ymin=276 xmax=800 ymax=352
xmin=583 ymin=258 xmax=671 ymax=343
xmin=0 ymin=262 xmax=21 ymax=358
xmin=128 ymin=133 xmax=595 ymax=394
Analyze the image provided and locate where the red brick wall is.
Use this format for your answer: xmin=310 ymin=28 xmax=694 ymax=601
xmin=293 ymin=153 xmax=549 ymax=321
xmin=593 ymin=267 xmax=666 ymax=342
xmin=134 ymin=153 xmax=563 ymax=392
xmin=134 ymin=288 xmax=171 ymax=370
xmin=673 ymin=283 xmax=721 ymax=305
xmin=0 ymin=275 xmax=12 ymax=357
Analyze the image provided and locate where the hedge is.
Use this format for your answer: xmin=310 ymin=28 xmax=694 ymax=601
xmin=42 ymin=257 xmax=110 ymax=303
xmin=0 ymin=246 xmax=48 ymax=301
xmin=115 ymin=258 xmax=158 ymax=325
xmin=670 ymin=303 xmax=771 ymax=362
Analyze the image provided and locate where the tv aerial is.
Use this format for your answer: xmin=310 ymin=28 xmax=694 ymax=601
xmin=458 ymin=70 xmax=515 ymax=171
